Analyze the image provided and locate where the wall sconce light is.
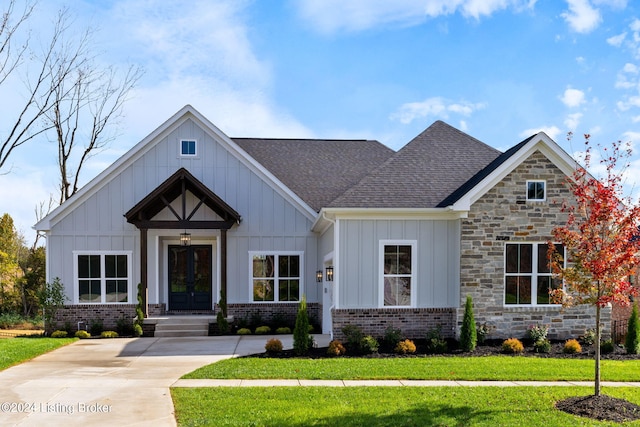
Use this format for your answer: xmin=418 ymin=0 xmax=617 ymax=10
xmin=316 ymin=270 xmax=323 ymax=282
xmin=325 ymin=266 xmax=334 ymax=282
xmin=180 ymin=232 xmax=191 ymax=246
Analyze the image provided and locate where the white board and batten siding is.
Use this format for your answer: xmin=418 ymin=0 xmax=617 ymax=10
xmin=44 ymin=115 xmax=320 ymax=305
xmin=337 ymin=218 xmax=460 ymax=308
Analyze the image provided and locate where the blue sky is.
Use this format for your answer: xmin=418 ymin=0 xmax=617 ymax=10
xmin=2 ymin=0 xmax=640 ymax=241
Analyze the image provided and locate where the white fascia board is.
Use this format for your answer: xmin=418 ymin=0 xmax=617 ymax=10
xmin=450 ymin=132 xmax=579 ymax=211
xmin=34 ymin=105 xmax=318 ymax=231
xmin=312 ymin=207 xmax=468 ymax=232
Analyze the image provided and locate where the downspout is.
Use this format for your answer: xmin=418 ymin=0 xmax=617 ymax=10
xmin=321 ymin=210 xmax=337 ymax=340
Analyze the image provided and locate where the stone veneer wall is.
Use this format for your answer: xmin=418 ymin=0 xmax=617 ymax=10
xmin=54 ymin=304 xmax=165 ymax=331
xmin=331 ymin=308 xmax=456 ymax=341
xmin=227 ymin=303 xmax=321 ymax=329
xmin=459 ymin=150 xmax=611 ymax=340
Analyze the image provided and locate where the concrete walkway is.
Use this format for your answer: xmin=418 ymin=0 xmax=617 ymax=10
xmin=2 ymin=335 xmax=639 ymax=427
xmin=0 ymin=335 xmax=329 ymax=427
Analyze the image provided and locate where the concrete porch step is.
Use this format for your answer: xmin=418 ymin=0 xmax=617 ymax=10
xmin=145 ymin=315 xmax=215 ymax=337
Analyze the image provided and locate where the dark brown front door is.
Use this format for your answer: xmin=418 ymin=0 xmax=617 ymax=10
xmin=168 ymin=245 xmax=212 ymax=310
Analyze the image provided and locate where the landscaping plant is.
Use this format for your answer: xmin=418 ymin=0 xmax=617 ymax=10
xmin=327 ymin=340 xmax=346 ymax=356
xmin=460 ymin=295 xmax=477 ymax=352
xmin=625 ymin=302 xmax=640 ymax=354
xmin=549 ymin=134 xmax=640 ymax=396
xmin=501 ymin=338 xmax=524 ymax=354
xmin=563 ymin=339 xmax=582 ymax=354
xmin=293 ymin=295 xmax=312 ymax=355
xmin=265 ymin=338 xmax=283 ymax=354
xmin=394 ymin=339 xmax=417 ymax=354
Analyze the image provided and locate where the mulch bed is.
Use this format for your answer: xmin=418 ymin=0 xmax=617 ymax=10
xmin=556 ymin=395 xmax=640 ymax=423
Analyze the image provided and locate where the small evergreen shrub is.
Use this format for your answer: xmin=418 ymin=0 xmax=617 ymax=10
xmin=563 ymin=339 xmax=582 ymax=354
xmin=51 ymin=330 xmax=68 ymax=338
xmin=216 ymin=311 xmax=229 ymax=335
xmin=383 ymin=325 xmax=403 ymax=348
xmin=116 ymin=316 xmax=135 ymax=336
xmin=342 ymin=324 xmax=365 ymax=352
xmin=237 ymin=328 xmax=252 ymax=335
xmin=625 ymin=302 xmax=640 ymax=355
xmin=394 ymin=339 xmax=417 ymax=354
xmin=460 ymin=295 xmax=477 ymax=352
xmin=600 ymin=339 xmax=615 ymax=354
xmin=75 ymin=330 xmax=91 ymax=339
xmin=359 ymin=335 xmax=379 ymax=354
xmin=580 ymin=328 xmax=596 ymax=346
xmin=327 ymin=340 xmax=346 ymax=356
xmin=293 ymin=296 xmax=312 ymax=355
xmin=265 ymin=338 xmax=283 ymax=354
xmin=533 ymin=339 xmax=551 ymax=354
xmin=276 ymin=327 xmax=291 ymax=334
xmin=89 ymin=318 xmax=104 ymax=336
xmin=133 ymin=323 xmax=143 ymax=337
xmin=100 ymin=331 xmax=119 ymax=338
xmin=527 ymin=324 xmax=549 ymax=343
xmin=501 ymin=338 xmax=524 ymax=354
xmin=425 ymin=326 xmax=448 ymax=354
xmin=255 ymin=326 xmax=271 ymax=335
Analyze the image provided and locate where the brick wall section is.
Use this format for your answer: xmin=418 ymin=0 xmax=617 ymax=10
xmin=459 ymin=150 xmax=612 ymax=340
xmin=227 ymin=303 xmax=321 ymax=330
xmin=54 ymin=304 xmax=164 ymax=330
xmin=331 ymin=308 xmax=456 ymax=341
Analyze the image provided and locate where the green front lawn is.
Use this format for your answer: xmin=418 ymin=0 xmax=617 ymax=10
xmin=183 ymin=356 xmax=640 ymax=382
xmin=0 ymin=337 xmax=76 ymax=371
xmin=172 ymin=386 xmax=640 ymax=427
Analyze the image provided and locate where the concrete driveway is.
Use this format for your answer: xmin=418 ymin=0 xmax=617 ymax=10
xmin=0 ymin=335 xmax=328 ymax=426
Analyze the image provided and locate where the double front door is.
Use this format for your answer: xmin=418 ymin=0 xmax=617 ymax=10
xmin=168 ymin=245 xmax=212 ymax=311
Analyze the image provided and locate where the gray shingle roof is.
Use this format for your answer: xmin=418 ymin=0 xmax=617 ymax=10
xmin=327 ymin=121 xmax=502 ymax=208
xmin=232 ymin=138 xmax=395 ymax=211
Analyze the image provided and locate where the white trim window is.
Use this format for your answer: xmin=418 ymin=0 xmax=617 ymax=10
xmin=504 ymin=242 xmax=564 ymax=305
xmin=180 ymin=139 xmax=197 ymax=156
xmin=526 ymin=180 xmax=546 ymax=201
xmin=250 ymin=252 xmax=303 ymax=302
xmin=380 ymin=240 xmax=417 ymax=307
xmin=74 ymin=252 xmax=132 ymax=303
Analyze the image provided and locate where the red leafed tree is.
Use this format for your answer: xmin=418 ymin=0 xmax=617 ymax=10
xmin=549 ymin=133 xmax=640 ymax=396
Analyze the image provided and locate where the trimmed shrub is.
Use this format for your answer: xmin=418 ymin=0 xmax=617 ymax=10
xmin=625 ymin=302 xmax=640 ymax=355
xmin=255 ymin=326 xmax=271 ymax=335
xmin=276 ymin=327 xmax=291 ymax=334
xmin=51 ymin=330 xmax=68 ymax=338
xmin=359 ymin=335 xmax=379 ymax=354
xmin=89 ymin=318 xmax=104 ymax=336
xmin=501 ymin=338 xmax=524 ymax=354
xmin=563 ymin=339 xmax=582 ymax=354
xmin=383 ymin=325 xmax=403 ymax=349
xmin=134 ymin=324 xmax=143 ymax=337
xmin=394 ymin=339 xmax=417 ymax=354
xmin=75 ymin=330 xmax=91 ymax=339
xmin=426 ymin=326 xmax=448 ymax=354
xmin=600 ymin=339 xmax=615 ymax=354
xmin=100 ymin=331 xmax=119 ymax=338
xmin=342 ymin=324 xmax=364 ymax=352
xmin=265 ymin=338 xmax=283 ymax=354
xmin=237 ymin=328 xmax=252 ymax=335
xmin=116 ymin=316 xmax=135 ymax=336
xmin=460 ymin=295 xmax=477 ymax=352
xmin=327 ymin=340 xmax=346 ymax=356
xmin=533 ymin=339 xmax=551 ymax=354
xmin=293 ymin=296 xmax=312 ymax=355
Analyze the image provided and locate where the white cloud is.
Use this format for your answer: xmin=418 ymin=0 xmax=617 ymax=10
xmin=389 ymin=97 xmax=486 ymax=124
xmin=295 ymin=0 xmax=537 ymax=34
xmin=520 ymin=126 xmax=562 ymax=140
xmin=560 ymin=87 xmax=586 ymax=107
xmin=607 ymin=32 xmax=626 ymax=47
xmin=564 ymin=112 xmax=583 ymax=130
xmin=561 ymin=0 xmax=602 ymax=34
xmin=617 ymin=95 xmax=640 ymax=111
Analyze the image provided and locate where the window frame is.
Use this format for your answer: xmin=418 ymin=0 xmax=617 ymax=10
xmin=73 ymin=251 xmax=133 ymax=304
xmin=180 ymin=139 xmax=198 ymax=157
xmin=503 ymin=242 xmax=564 ymax=307
xmin=378 ymin=240 xmax=417 ymax=308
xmin=249 ymin=251 xmax=304 ymax=303
xmin=526 ymin=180 xmax=546 ymax=202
